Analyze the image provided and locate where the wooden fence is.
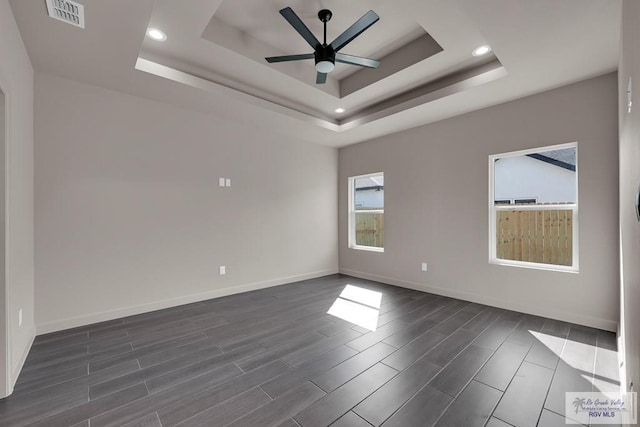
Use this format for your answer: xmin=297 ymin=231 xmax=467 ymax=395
xmin=496 ymin=209 xmax=573 ymax=266
xmin=355 ymin=212 xmax=384 ymax=248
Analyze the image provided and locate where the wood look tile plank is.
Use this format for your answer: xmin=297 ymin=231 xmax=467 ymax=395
xmin=493 ymin=361 xmax=554 ymax=427
xmin=460 ymin=308 xmax=503 ymax=333
xmin=0 ymin=387 xmax=89 ymax=426
xmin=380 ymin=384 xmax=452 ymax=427
xmin=312 ymin=342 xmax=396 ymax=392
xmin=22 ymin=343 xmax=134 ymax=377
xmin=382 ymin=330 xmax=448 ymax=371
xmin=472 ymin=318 xmax=520 ymax=350
xmin=262 ymin=345 xmax=358 ymax=399
xmin=274 ymin=419 xmax=301 ymax=427
xmin=332 ymin=411 xmax=373 ymax=427
xmin=227 ymin=382 xmax=325 ymax=427
xmin=474 ymin=341 xmax=530 ymax=391
xmin=122 ymin=412 xmax=163 ymax=427
xmin=90 ymin=343 xmax=259 ymax=400
xmin=6 ymin=360 xmax=139 ymax=411
xmin=354 ymin=357 xmax=442 ymax=426
xmin=541 ymin=319 xmax=571 ymax=338
xmin=422 ymin=329 xmax=476 ymax=368
xmin=294 ymin=363 xmax=398 ymax=427
xmin=237 ymin=333 xmax=324 ymax=372
xmin=136 ymin=337 xmax=222 ymax=368
xmin=525 ymin=339 xmax=563 ymax=370
xmin=544 ymin=361 xmax=594 ymax=419
xmin=257 ymin=316 xmax=333 ymax=349
xmin=14 ymin=364 xmax=89 ymax=394
xmin=434 ymin=380 xmax=502 ymax=427
xmin=154 ymin=361 xmax=291 ymax=427
xmin=537 ymin=409 xmax=586 ymax=427
xmin=28 ymin=384 xmax=149 ymax=427
xmin=282 ymin=328 xmax=362 ymax=367
xmin=431 ymin=310 xmax=478 ymax=336
xmin=396 ymin=299 xmax=450 ymax=325
xmin=89 ymin=334 xmax=206 ymax=373
xmin=485 ymin=417 xmax=514 ymax=427
xmin=175 ymin=387 xmax=271 ymax=427
xmin=429 ymin=344 xmax=494 ymax=397
xmin=91 ymin=359 xmax=255 ymax=427
xmin=346 ymin=319 xmax=410 ymax=352
xmin=382 ymin=317 xmax=438 ymax=349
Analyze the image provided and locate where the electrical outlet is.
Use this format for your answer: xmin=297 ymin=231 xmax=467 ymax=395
xmin=219 ymin=266 xmax=226 ymax=275
xmin=18 ymin=309 xmax=22 ymax=327
xmin=219 ymin=177 xmax=225 ymax=187
xmin=421 ymin=262 xmax=428 ymax=271
xmin=225 ymin=178 xmax=231 ymax=187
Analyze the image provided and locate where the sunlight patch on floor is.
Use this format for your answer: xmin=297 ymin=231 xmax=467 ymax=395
xmin=531 ymin=331 xmax=621 ymax=393
xmin=327 ymin=285 xmax=382 ymax=331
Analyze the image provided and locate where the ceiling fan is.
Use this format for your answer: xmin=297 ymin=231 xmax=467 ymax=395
xmin=265 ymin=7 xmax=380 ymax=84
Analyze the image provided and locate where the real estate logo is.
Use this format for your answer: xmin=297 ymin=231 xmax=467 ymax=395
xmin=565 ymin=392 xmax=637 ymax=424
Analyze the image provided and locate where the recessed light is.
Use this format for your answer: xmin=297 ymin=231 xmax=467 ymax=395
xmin=472 ymin=45 xmax=492 ymax=57
xmin=146 ymin=28 xmax=167 ymax=42
xmin=334 ymin=108 xmax=346 ymax=114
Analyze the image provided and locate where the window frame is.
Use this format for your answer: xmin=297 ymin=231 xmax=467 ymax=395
xmin=348 ymin=172 xmax=384 ymax=253
xmin=488 ymin=142 xmax=579 ymax=273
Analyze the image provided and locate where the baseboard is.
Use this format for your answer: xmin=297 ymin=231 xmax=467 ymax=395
xmin=37 ymin=269 xmax=338 ymax=334
xmin=7 ymin=325 xmax=36 ymax=395
xmin=340 ymin=268 xmax=618 ymax=332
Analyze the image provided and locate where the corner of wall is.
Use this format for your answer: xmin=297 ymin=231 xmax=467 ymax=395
xmin=8 ymin=324 xmax=35 ymax=393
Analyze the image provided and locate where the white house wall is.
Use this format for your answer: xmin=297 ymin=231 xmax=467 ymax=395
xmin=494 ymin=155 xmax=576 ymax=203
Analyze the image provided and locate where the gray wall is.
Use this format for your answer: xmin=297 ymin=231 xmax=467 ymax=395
xmin=34 ymin=73 xmax=338 ymax=333
xmin=619 ymin=0 xmax=640 ymax=397
xmin=339 ymin=73 xmax=619 ymax=331
xmin=0 ymin=0 xmax=35 ymax=396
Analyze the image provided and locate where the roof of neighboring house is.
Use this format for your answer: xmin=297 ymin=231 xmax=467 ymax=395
xmin=527 ymin=147 xmax=576 ymax=171
xmin=355 ymin=176 xmax=384 ymax=191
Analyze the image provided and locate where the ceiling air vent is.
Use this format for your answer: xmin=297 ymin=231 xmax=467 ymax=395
xmin=45 ymin=0 xmax=85 ymax=29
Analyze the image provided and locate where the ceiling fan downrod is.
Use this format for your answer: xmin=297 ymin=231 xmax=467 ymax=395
xmin=318 ymin=9 xmax=332 ymax=46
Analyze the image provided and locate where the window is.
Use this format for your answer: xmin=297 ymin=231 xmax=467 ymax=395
xmin=489 ymin=143 xmax=578 ymax=272
xmin=349 ymin=172 xmax=384 ymax=252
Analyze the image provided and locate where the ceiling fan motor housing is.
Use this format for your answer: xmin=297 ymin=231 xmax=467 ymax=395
xmin=315 ymin=45 xmax=335 ymax=66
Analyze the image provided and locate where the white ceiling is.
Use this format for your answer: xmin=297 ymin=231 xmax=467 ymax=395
xmin=9 ymin=0 xmax=621 ymax=147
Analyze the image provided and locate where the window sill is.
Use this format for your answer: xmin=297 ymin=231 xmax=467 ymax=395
xmin=490 ymin=259 xmax=578 ymax=274
xmin=350 ymin=245 xmax=384 ymax=253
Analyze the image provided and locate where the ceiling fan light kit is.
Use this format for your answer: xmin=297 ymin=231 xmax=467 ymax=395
xmin=265 ymin=6 xmax=381 ymax=84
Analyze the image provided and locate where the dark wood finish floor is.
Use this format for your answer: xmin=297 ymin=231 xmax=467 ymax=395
xmin=0 ymin=274 xmax=620 ymax=426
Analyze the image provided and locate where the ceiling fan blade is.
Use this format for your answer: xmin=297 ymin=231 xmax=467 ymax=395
xmin=266 ymin=53 xmax=315 ymax=63
xmin=335 ymin=53 xmax=380 ymax=69
xmin=279 ymin=7 xmax=321 ymax=49
xmin=329 ymin=10 xmax=379 ymax=52
xmin=316 ymin=72 xmax=327 ymax=84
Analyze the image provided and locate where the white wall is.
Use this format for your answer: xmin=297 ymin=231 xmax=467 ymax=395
xmin=619 ymin=0 xmax=640 ymax=399
xmin=339 ymin=73 xmax=619 ymax=331
xmin=495 ymin=156 xmax=576 ymax=203
xmin=34 ymin=73 xmax=338 ymax=333
xmin=0 ymin=0 xmax=35 ymax=397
